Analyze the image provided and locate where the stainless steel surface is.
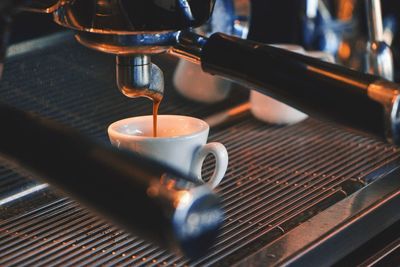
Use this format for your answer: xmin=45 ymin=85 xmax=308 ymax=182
xmin=231 ymin=0 xmax=250 ymax=38
xmin=117 ymin=55 xmax=151 ymax=89
xmin=365 ymin=0 xmax=394 ymax=80
xmin=116 ymin=55 xmax=164 ymax=101
xmin=75 ymin=31 xmax=179 ymax=55
xmin=1 ymin=34 xmax=400 ymax=266
xmin=203 ymin=0 xmax=249 ymax=38
xmin=0 ymin=161 xmax=45 ymax=203
xmin=365 ymin=41 xmax=393 ymax=81
xmin=235 ymin=166 xmax=400 ymax=267
xmin=366 ymin=0 xmax=384 ymax=45
xmin=169 ymin=31 xmax=207 ymax=64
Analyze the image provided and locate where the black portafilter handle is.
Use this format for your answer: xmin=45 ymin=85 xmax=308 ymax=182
xmin=201 ymin=33 xmax=400 ymax=145
xmin=0 ymin=103 xmax=223 ymax=259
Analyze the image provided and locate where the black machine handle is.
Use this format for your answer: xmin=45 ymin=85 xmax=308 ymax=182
xmin=201 ymin=33 xmax=400 ymax=145
xmin=0 ymin=104 xmax=222 ymax=259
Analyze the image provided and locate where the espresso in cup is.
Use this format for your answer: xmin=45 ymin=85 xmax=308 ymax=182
xmin=108 ymin=115 xmax=229 ymax=189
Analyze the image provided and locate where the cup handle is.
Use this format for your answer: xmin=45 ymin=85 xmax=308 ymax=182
xmin=192 ymin=142 xmax=228 ymax=189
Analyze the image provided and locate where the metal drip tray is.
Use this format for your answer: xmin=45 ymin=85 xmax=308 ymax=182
xmin=0 ymin=33 xmax=400 ymax=266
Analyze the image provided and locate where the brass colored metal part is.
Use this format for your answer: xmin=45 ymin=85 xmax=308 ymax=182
xmin=368 ymin=80 xmax=400 ymax=107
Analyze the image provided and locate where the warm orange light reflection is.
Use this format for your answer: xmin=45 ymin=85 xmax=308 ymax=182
xmin=338 ymin=42 xmax=351 ymax=60
xmin=174 ymin=191 xmax=192 ymax=208
xmin=307 ymin=66 xmax=365 ymax=89
xmin=227 ymin=102 xmax=251 ymax=116
xmin=337 ymin=0 xmax=355 ymax=20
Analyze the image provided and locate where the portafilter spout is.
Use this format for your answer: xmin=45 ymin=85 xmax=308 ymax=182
xmin=116 ymin=55 xmax=164 ymax=101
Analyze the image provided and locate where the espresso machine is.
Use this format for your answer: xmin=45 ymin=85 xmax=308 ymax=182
xmin=1 ymin=1 xmax=400 ymax=266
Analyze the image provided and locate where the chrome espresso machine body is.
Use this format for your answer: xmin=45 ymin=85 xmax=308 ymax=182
xmin=0 ymin=0 xmax=400 ymax=266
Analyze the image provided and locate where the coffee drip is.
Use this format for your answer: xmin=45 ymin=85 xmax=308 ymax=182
xmin=152 ymin=99 xmax=161 ymax=137
xmin=115 ymin=54 xmax=164 ymax=137
xmin=145 ymin=90 xmax=163 ymax=138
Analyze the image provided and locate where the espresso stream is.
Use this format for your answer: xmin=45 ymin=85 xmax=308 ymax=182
xmin=153 ymin=99 xmax=161 ymax=137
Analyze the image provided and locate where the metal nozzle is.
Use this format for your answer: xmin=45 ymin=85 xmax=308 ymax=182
xmin=116 ymin=55 xmax=164 ymax=101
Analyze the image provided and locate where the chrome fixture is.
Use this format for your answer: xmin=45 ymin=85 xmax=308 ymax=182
xmin=365 ymin=0 xmax=394 ymax=81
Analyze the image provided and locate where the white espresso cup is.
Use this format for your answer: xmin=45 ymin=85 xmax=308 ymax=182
xmin=250 ymin=44 xmax=308 ymax=125
xmin=250 ymin=44 xmax=335 ymax=125
xmin=173 ymin=60 xmax=232 ymax=103
xmin=108 ymin=115 xmax=228 ymax=189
